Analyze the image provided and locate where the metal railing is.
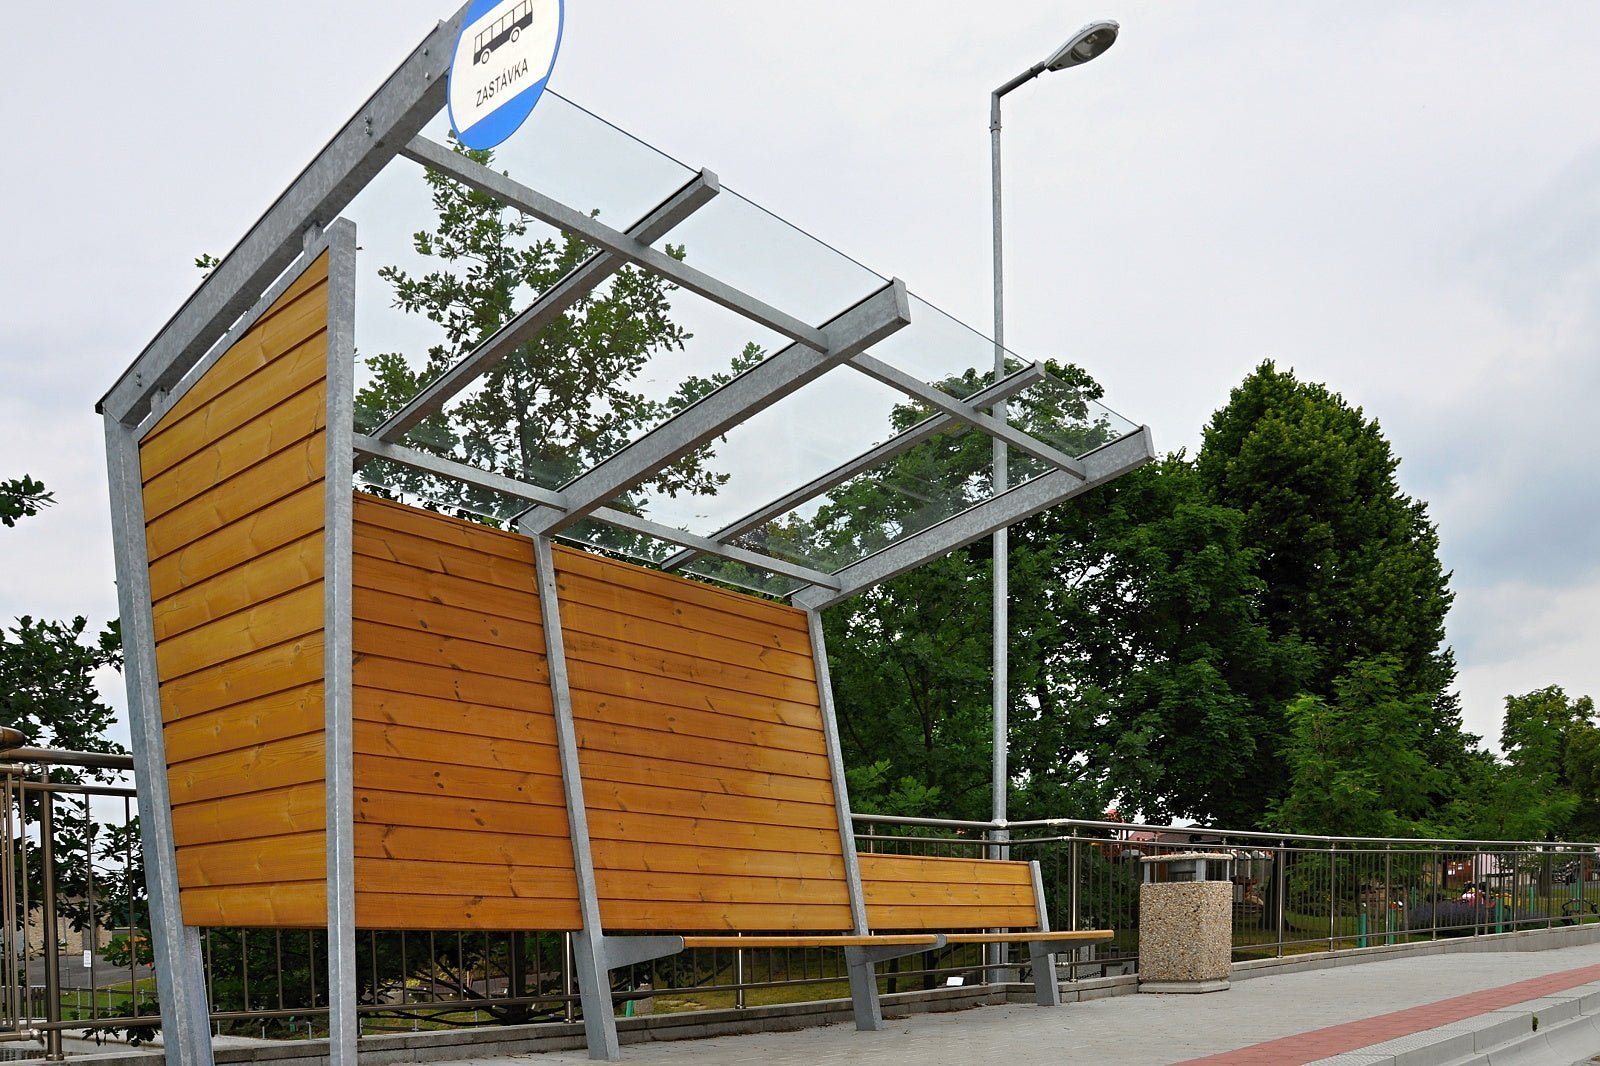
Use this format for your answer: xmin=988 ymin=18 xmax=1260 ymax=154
xmin=3 ymin=750 xmax=1597 ymax=1058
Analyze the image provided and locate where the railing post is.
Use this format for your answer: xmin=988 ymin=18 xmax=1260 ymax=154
xmin=39 ymin=786 xmax=63 ymax=1062
xmin=1327 ymin=844 xmax=1337 ymax=952
xmin=1275 ymin=844 xmax=1287 ymax=958
xmin=1068 ymin=837 xmax=1080 ymax=932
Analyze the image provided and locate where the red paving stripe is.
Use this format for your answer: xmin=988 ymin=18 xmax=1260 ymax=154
xmin=1176 ymin=961 xmax=1600 ymax=1065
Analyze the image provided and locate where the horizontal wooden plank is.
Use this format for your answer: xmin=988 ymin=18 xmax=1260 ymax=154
xmin=146 ymin=272 xmax=328 ymax=451
xmin=354 ymin=584 xmax=541 ymax=652
xmin=944 ymin=931 xmax=1113 ymax=944
xmin=353 ymin=753 xmax=565 ymax=807
xmin=152 ymin=533 xmax=322 ymax=642
xmin=177 ymin=832 xmax=325 ymax=888
xmin=352 ymin=620 xmax=545 ymax=683
xmin=354 ymin=688 xmax=556 ymax=745
xmin=353 ymin=527 xmax=535 ymax=597
xmin=160 ymin=633 xmax=324 ymax=723
xmin=595 ymin=869 xmax=849 ymax=907
xmin=355 ymin=857 xmax=578 ymax=900
xmin=582 ymin=780 xmax=841 ymax=832
xmin=170 ymin=784 xmax=325 ymax=848
xmin=554 ymin=569 xmax=810 ymax=655
xmin=589 ymin=840 xmax=844 ymax=881
xmin=352 ymin=789 xmax=570 ymax=840
xmin=353 ymin=721 xmax=561 ymax=778
xmin=143 ymin=383 xmax=327 ymax=521
xmin=181 ymin=881 xmax=326 ymax=928
xmin=354 ymin=823 xmax=573 ymax=869
xmin=575 ymin=721 xmax=830 ymax=782
xmin=868 ymin=904 xmax=1040 ymax=931
xmin=598 ymin=899 xmax=852 ymax=933
xmin=574 ymin=747 xmax=837 ymax=807
xmin=561 ymin=631 xmax=819 ymax=706
xmin=682 ymin=935 xmax=938 ymax=950
xmin=354 ymin=494 xmax=531 ymax=562
xmin=565 ymin=663 xmax=824 ymax=730
xmin=352 ymin=655 xmax=547 ymax=712
xmin=145 ymin=436 xmax=324 ymax=562
xmin=354 ymin=891 xmax=580 ymax=932
xmin=858 ymin=853 xmax=1035 ymax=888
xmin=166 ymin=732 xmax=324 ymax=807
xmin=553 ymin=546 xmax=805 ymax=631
xmin=571 ymin=694 xmax=827 ymax=758
xmin=156 ymin=581 xmax=324 ymax=682
xmin=148 ymin=483 xmax=324 ymax=601
xmin=583 ymin=809 xmax=842 ymax=856
xmin=556 ymin=599 xmax=816 ymax=682
xmin=352 ymin=550 xmax=540 ymax=625
xmin=862 ymin=880 xmax=1036 ymax=909
xmin=162 ymin=683 xmax=323 ymax=765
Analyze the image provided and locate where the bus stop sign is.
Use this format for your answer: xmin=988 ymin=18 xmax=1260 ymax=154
xmin=448 ymin=0 xmax=564 ymax=150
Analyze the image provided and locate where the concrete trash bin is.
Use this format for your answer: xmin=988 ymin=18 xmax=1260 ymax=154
xmin=1138 ymin=851 xmax=1233 ymax=994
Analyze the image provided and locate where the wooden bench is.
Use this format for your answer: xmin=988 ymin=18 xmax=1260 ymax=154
xmin=859 ymin=852 xmax=1113 ymax=1005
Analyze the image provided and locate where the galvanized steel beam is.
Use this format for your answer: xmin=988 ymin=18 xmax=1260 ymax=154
xmin=99 ymin=7 xmax=468 ymax=426
xmin=790 ymin=426 xmax=1155 ymax=610
xmin=847 ymin=353 xmax=1088 ymax=479
xmin=532 ymin=536 xmax=620 ymax=1061
xmin=368 ymin=169 xmax=721 ymax=445
xmin=659 ymin=363 xmax=1047 ymax=572
xmin=401 ymin=136 xmax=829 ymax=349
xmin=320 ymin=220 xmax=360 ymax=1066
xmin=102 ymin=421 xmax=215 ymax=1066
xmin=528 ymin=279 xmax=913 ymax=535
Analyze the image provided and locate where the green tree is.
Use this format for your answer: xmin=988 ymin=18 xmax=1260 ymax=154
xmin=1494 ymin=686 xmax=1600 ymax=840
xmin=1 ymin=475 xmax=53 ymax=526
xmin=1195 ymin=361 xmax=1455 ymax=703
xmin=1268 ymin=656 xmax=1444 ymax=837
xmin=1196 ymin=361 xmax=1470 ymax=822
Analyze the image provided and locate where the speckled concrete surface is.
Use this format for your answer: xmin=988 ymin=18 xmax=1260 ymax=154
xmin=1139 ymin=880 xmax=1233 ymax=984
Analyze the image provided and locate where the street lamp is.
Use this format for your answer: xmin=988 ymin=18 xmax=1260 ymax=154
xmin=988 ymin=20 xmax=1119 ymax=848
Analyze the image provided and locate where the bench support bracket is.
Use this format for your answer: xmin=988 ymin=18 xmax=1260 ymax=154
xmin=844 ymin=937 xmax=948 ymax=1031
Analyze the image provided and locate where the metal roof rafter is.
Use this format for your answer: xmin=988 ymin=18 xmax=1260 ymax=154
xmin=399 ymin=136 xmax=829 ymax=349
xmin=526 ymin=279 xmax=913 ymax=537
xmin=659 ymin=362 xmax=1050 ymax=572
xmin=368 ymin=168 xmax=722 ymax=446
xmin=790 ymin=427 xmax=1156 ymax=610
xmin=847 ymin=353 xmax=1088 ymax=480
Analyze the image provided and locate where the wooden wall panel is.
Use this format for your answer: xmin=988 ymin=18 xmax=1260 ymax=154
xmin=139 ymin=251 xmax=331 ymax=927
xmin=858 ymin=853 xmax=1041 ymax=931
xmin=553 ymin=548 xmax=853 ymax=932
xmin=350 ymin=495 xmax=578 ymax=931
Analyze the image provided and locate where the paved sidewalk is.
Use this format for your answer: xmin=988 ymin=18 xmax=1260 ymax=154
xmin=436 ymin=940 xmax=1600 ymax=1065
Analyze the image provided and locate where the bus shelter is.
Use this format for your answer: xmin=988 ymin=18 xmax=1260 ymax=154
xmin=98 ymin=6 xmax=1153 ymax=1064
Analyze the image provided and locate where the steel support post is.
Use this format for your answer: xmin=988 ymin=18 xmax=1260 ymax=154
xmin=805 ymin=610 xmax=886 ymax=1030
xmin=532 ymin=536 xmax=621 ymax=1060
xmin=103 ymin=418 xmax=215 ymax=1066
xmin=38 ymin=788 xmax=62 ymax=1061
xmin=322 ymin=220 xmax=360 ymax=1066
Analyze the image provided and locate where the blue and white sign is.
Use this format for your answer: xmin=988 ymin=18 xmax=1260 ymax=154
xmin=448 ymin=0 xmax=564 ymax=150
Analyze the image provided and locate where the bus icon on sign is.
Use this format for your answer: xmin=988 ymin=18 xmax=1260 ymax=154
xmin=474 ymin=1 xmax=536 ymax=65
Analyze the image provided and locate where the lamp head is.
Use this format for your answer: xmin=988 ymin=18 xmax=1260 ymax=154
xmin=1044 ymin=20 xmax=1120 ymax=71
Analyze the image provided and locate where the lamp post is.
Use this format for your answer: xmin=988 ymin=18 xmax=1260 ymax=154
xmin=988 ymin=19 xmax=1119 ymax=850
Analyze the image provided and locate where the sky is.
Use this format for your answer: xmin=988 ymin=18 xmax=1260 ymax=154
xmin=2 ymin=1 xmax=1598 ymax=757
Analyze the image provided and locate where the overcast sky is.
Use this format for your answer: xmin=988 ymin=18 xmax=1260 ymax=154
xmin=3 ymin=1 xmax=1597 ymax=756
